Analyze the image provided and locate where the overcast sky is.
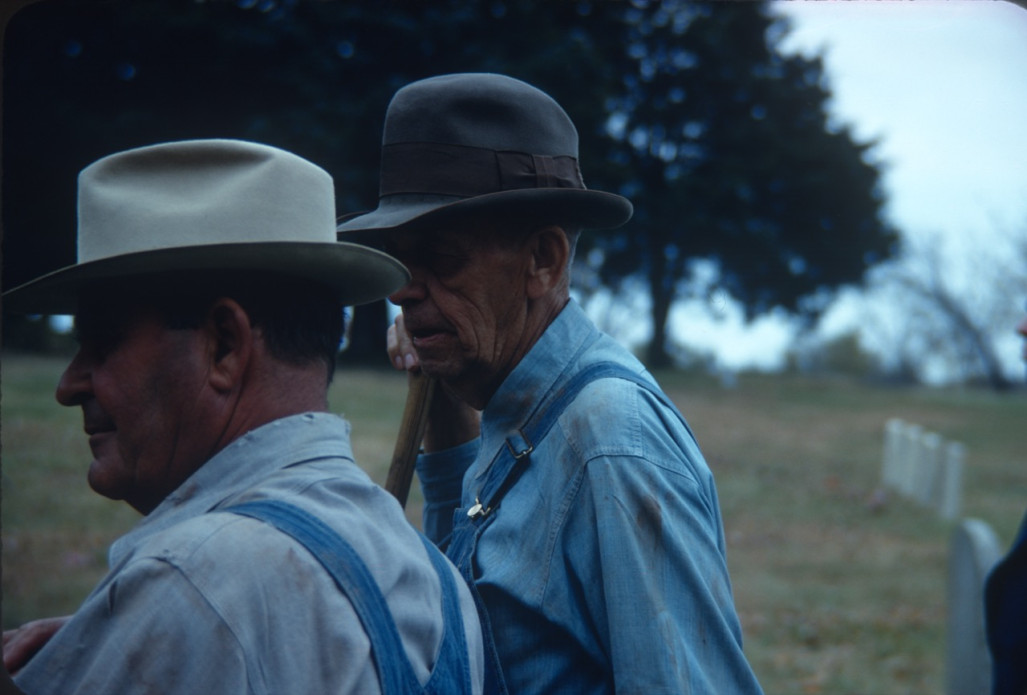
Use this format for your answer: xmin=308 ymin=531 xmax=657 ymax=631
xmin=651 ymin=0 xmax=1027 ymax=376
xmin=774 ymin=0 xmax=1027 ymax=240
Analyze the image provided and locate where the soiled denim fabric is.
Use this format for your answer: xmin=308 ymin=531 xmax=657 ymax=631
xmin=417 ymin=301 xmax=763 ymax=694
xmin=16 ymin=413 xmax=483 ymax=695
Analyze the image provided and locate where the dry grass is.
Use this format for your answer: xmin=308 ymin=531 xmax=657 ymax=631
xmin=655 ymin=370 xmax=1024 ymax=694
xmin=3 ymin=354 xmax=1024 ymax=694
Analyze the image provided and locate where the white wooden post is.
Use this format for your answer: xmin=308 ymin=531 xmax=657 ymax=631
xmin=882 ymin=418 xmax=905 ymax=490
xmin=916 ymin=431 xmax=943 ymax=508
xmin=941 ymin=442 xmax=966 ymax=521
xmin=899 ymin=422 xmax=923 ymax=498
xmin=946 ymin=518 xmax=1000 ymax=695
xmin=881 ymin=418 xmax=965 ymax=519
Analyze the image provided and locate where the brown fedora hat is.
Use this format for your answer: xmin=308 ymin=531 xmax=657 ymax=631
xmin=336 ymin=73 xmax=632 ymax=239
xmin=4 ymin=139 xmax=409 ymax=315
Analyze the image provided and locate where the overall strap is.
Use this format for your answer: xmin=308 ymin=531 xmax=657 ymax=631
xmin=226 ymin=499 xmax=471 ymax=695
xmin=419 ymin=534 xmax=474 ymax=694
xmin=470 ymin=361 xmax=679 ymax=519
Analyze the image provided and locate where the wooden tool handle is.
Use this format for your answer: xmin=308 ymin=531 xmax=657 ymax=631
xmin=385 ymin=372 xmax=436 ymax=508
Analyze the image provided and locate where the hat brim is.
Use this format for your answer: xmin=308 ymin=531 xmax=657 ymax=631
xmin=3 ymin=241 xmax=409 ymax=315
xmin=336 ymin=188 xmax=633 ymax=242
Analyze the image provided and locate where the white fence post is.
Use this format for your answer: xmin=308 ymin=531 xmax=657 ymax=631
xmin=899 ymin=422 xmax=923 ymax=497
xmin=881 ymin=420 xmax=964 ymax=520
xmin=941 ymin=442 xmax=965 ymax=521
xmin=916 ymin=431 xmax=943 ymax=508
xmin=946 ymin=518 xmax=1001 ymax=695
xmin=882 ymin=418 xmax=905 ymax=489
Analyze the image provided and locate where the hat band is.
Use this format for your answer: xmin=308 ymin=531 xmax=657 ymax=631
xmin=379 ymin=142 xmax=585 ymax=198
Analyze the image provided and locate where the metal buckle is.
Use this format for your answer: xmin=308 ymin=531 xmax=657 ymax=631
xmin=468 ymin=431 xmax=533 ymax=520
xmin=467 ymin=497 xmax=487 ymax=519
xmin=505 ymin=431 xmax=534 ymax=460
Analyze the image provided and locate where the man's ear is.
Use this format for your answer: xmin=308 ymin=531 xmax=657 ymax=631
xmin=204 ymin=298 xmax=254 ymax=393
xmin=525 ymin=225 xmax=570 ymax=300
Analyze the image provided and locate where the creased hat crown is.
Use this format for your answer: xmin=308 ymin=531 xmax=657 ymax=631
xmin=78 ymin=138 xmax=335 ymax=260
xmin=384 ymin=72 xmax=578 ymax=154
xmin=337 ymin=73 xmax=632 ymax=237
xmin=4 ymin=139 xmax=408 ymax=315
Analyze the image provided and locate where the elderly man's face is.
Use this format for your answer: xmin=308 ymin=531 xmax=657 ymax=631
xmin=385 ymin=224 xmax=534 ymax=401
xmin=55 ymin=297 xmax=215 ymax=514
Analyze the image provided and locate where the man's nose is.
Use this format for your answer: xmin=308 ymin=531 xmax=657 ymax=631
xmin=55 ymin=350 xmax=93 ymax=407
xmin=388 ymin=267 xmax=428 ymax=306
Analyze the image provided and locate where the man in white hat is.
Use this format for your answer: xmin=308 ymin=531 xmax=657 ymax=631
xmin=2 ymin=139 xmax=483 ymax=694
xmin=338 ymin=73 xmax=763 ymax=694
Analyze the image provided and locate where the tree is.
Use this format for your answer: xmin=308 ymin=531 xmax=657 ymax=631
xmin=2 ymin=0 xmax=621 ymax=362
xmin=582 ymin=2 xmax=897 ymax=366
xmin=863 ymin=229 xmax=1026 ymax=390
xmin=4 ymin=0 xmax=896 ymax=367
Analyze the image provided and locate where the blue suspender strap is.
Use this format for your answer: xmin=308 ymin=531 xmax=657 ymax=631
xmin=418 ymin=535 xmax=474 ymax=694
xmin=226 ymin=500 xmax=418 ymax=693
xmin=470 ymin=361 xmax=685 ymax=518
xmin=225 ymin=499 xmax=471 ymax=695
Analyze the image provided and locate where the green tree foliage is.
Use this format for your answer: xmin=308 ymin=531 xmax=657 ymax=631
xmin=3 ymin=0 xmax=896 ymax=366
xmin=586 ymin=2 xmax=897 ymax=365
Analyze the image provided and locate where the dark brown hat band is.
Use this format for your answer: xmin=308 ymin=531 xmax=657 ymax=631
xmin=380 ymin=142 xmax=586 ymax=198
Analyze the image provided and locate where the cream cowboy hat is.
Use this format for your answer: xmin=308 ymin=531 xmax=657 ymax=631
xmin=336 ymin=73 xmax=633 ymax=239
xmin=3 ymin=139 xmax=409 ymax=315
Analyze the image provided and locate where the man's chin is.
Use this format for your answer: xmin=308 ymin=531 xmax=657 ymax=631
xmin=414 ymin=356 xmax=460 ymax=381
xmin=86 ymin=461 xmax=130 ymax=503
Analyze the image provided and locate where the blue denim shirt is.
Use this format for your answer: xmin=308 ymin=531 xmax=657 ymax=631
xmin=16 ymin=413 xmax=483 ymax=695
xmin=418 ymin=301 xmax=763 ymax=694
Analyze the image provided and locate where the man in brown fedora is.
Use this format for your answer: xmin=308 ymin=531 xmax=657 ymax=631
xmin=2 ymin=139 xmax=483 ymax=694
xmin=338 ymin=73 xmax=763 ymax=694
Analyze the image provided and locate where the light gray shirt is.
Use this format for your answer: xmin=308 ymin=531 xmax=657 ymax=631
xmin=15 ymin=412 xmax=484 ymax=695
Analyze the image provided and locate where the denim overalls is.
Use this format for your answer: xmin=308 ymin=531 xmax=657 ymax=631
xmin=229 ymin=499 xmax=474 ymax=694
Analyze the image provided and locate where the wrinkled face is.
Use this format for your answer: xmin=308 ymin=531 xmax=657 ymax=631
xmin=56 ymin=295 xmax=215 ymax=514
xmin=384 ymin=224 xmax=532 ymax=400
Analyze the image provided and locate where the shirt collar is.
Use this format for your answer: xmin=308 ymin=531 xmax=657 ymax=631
xmin=476 ymin=300 xmax=597 ymax=469
xmin=108 ymin=412 xmax=352 ymax=564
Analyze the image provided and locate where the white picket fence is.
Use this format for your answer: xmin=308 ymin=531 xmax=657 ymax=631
xmin=881 ymin=418 xmax=965 ymax=520
xmin=946 ymin=518 xmax=1001 ymax=695
xmin=880 ymin=421 xmax=1003 ymax=693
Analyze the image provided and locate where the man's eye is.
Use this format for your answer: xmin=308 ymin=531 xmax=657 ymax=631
xmin=72 ymin=321 xmax=124 ymax=356
xmin=426 ymin=248 xmax=468 ymax=275
xmin=77 ymin=332 xmax=119 ymax=354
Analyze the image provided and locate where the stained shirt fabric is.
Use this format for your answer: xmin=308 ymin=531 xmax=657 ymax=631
xmin=417 ymin=300 xmax=763 ymax=694
xmin=15 ymin=412 xmax=484 ymax=695
xmin=985 ymin=510 xmax=1027 ymax=695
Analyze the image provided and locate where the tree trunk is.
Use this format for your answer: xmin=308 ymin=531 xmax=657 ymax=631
xmin=966 ymin=324 xmax=1013 ymax=391
xmin=901 ymin=275 xmax=1014 ymax=392
xmin=645 ymin=250 xmax=674 ymax=369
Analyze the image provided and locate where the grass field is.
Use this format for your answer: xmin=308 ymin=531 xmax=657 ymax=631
xmin=2 ymin=351 xmax=1024 ymax=694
